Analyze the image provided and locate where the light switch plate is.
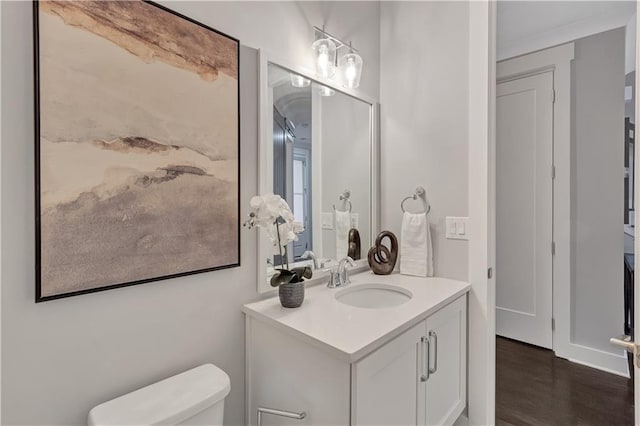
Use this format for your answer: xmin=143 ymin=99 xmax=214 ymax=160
xmin=322 ymin=212 xmax=334 ymax=230
xmin=446 ymin=217 xmax=469 ymax=240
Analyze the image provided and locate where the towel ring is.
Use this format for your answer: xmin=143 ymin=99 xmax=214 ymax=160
xmin=333 ymin=189 xmax=352 ymax=213
xmin=401 ymin=186 xmax=431 ymax=214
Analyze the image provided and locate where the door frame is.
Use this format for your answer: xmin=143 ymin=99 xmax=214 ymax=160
xmin=497 ymin=43 xmax=574 ymax=363
xmin=467 ymin=2 xmax=496 ymax=424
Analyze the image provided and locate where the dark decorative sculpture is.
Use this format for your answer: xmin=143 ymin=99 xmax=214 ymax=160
xmin=367 ymin=231 xmax=398 ymax=275
xmin=348 ymin=228 xmax=362 ymax=260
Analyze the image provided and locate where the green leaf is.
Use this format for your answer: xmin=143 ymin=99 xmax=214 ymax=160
xmin=291 ymin=266 xmax=313 ymax=280
xmin=270 ymin=270 xmax=295 ymax=287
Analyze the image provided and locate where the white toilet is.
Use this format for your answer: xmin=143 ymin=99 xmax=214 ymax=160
xmin=88 ymin=364 xmax=231 ymax=426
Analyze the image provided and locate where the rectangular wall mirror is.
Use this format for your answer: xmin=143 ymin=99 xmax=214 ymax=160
xmin=258 ymin=55 xmax=378 ymax=292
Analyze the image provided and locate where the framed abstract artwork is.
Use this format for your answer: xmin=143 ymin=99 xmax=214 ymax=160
xmin=34 ymin=0 xmax=240 ymax=302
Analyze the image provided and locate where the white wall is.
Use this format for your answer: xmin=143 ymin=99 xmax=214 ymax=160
xmin=571 ymin=28 xmax=626 ymax=360
xmin=1 ymin=2 xmax=380 ymax=424
xmin=321 ymin=92 xmax=372 ymax=260
xmin=379 ymin=1 xmax=470 ymax=281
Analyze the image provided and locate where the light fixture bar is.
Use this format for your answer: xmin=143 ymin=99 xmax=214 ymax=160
xmin=313 ymin=26 xmax=359 ymax=53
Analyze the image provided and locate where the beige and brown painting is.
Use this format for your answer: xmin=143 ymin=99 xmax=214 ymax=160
xmin=35 ymin=1 xmax=239 ymax=300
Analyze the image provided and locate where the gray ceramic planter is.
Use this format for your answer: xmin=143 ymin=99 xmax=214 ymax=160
xmin=279 ymin=280 xmax=305 ymax=308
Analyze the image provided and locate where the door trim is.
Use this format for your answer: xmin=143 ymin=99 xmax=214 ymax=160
xmin=467 ymin=2 xmax=496 ymax=425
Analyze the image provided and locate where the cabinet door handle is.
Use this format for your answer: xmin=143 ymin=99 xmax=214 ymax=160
xmin=428 ymin=331 xmax=438 ymax=374
xmin=420 ymin=336 xmax=429 ymax=382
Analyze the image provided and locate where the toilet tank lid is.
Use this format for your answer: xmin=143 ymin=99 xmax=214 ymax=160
xmin=88 ymin=364 xmax=230 ymax=426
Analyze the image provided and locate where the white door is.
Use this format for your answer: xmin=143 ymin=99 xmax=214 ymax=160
xmin=613 ymin=51 xmax=640 ymax=422
xmin=496 ymin=71 xmax=554 ymax=349
xmin=613 ymin=19 xmax=640 ymax=421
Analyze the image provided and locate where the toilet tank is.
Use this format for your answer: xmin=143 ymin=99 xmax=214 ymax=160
xmin=88 ymin=364 xmax=231 ymax=426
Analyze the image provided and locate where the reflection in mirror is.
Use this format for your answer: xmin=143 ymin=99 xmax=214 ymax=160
xmin=266 ymin=63 xmax=372 ymax=279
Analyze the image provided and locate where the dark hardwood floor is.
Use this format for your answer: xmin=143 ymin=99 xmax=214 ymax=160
xmin=496 ymin=337 xmax=634 ymax=426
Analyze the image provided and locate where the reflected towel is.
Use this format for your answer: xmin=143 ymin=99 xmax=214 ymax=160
xmin=335 ymin=210 xmax=351 ymax=259
xmin=400 ymin=211 xmax=434 ymax=277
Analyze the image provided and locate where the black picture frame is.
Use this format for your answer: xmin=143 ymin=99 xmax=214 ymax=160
xmin=34 ymin=0 xmax=241 ymax=302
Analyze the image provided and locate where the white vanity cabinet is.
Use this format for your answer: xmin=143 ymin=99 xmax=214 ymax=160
xmin=244 ymin=287 xmax=467 ymax=426
xmin=353 ymin=296 xmax=466 ymax=426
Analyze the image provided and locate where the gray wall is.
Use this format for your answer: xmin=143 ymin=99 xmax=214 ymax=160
xmin=379 ymin=1 xmax=470 ymax=281
xmin=1 ymin=2 xmax=380 ymax=424
xmin=571 ymin=28 xmax=626 ymax=355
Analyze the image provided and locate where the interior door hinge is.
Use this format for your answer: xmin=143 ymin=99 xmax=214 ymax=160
xmin=487 ymin=267 xmax=493 ymax=279
xmin=551 ymin=165 xmax=556 ymax=180
xmin=552 ymin=242 xmax=556 ymax=255
xmin=552 ymin=89 xmax=556 ymax=103
xmin=552 ymin=318 xmax=555 ymax=331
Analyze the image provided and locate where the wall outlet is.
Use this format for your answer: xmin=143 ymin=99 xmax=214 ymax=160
xmin=445 ymin=217 xmax=469 ymax=240
xmin=350 ymin=213 xmax=359 ymax=229
xmin=322 ymin=212 xmax=334 ymax=230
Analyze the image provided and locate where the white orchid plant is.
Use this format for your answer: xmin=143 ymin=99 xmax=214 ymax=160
xmin=244 ymin=193 xmax=312 ymax=287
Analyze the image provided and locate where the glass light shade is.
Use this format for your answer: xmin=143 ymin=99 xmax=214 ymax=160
xmin=340 ymin=52 xmax=363 ymax=89
xmin=290 ymin=74 xmax=310 ymax=88
xmin=318 ymin=85 xmax=335 ymax=97
xmin=312 ymin=38 xmax=337 ymax=79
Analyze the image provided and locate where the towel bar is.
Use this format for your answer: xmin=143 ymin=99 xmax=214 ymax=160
xmin=257 ymin=407 xmax=306 ymax=426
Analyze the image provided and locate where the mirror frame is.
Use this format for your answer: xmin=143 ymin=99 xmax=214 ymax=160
xmin=256 ymin=49 xmax=380 ymax=294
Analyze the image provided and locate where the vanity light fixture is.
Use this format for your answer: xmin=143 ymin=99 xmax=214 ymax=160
xmin=318 ymin=85 xmax=335 ymax=97
xmin=312 ymin=36 xmax=337 ymax=79
xmin=312 ymin=26 xmax=363 ymax=88
xmin=340 ymin=43 xmax=363 ymax=89
xmin=290 ymin=74 xmax=311 ymax=88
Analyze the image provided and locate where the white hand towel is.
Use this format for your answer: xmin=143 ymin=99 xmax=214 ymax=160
xmin=400 ymin=211 xmax=434 ymax=277
xmin=335 ymin=210 xmax=351 ymax=259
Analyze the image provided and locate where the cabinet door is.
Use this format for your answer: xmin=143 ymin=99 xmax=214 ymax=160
xmin=424 ymin=296 xmax=467 ymax=426
xmin=353 ymin=322 xmax=427 ymax=426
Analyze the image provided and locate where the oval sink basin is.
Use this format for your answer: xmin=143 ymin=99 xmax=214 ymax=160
xmin=335 ymin=284 xmax=412 ymax=309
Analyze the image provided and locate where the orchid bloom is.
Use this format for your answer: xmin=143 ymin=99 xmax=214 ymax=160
xmin=244 ymin=193 xmax=304 ymax=252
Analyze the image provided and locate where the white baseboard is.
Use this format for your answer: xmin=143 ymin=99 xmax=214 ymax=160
xmin=564 ymin=342 xmax=630 ymax=378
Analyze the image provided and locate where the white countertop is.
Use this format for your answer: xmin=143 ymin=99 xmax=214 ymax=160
xmin=242 ymin=271 xmax=471 ymax=362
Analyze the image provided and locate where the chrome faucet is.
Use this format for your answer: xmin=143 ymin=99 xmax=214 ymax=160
xmin=328 ymin=256 xmax=356 ymax=288
xmin=300 ymin=250 xmax=318 ymax=270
